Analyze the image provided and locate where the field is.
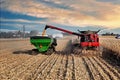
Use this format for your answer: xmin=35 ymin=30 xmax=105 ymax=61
xmin=0 ymin=37 xmax=120 ymax=80
xmin=100 ymin=37 xmax=120 ymax=57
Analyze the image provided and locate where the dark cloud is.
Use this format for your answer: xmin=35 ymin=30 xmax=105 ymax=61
xmin=36 ymin=0 xmax=72 ymax=10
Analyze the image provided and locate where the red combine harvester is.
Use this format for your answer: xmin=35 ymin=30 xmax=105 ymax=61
xmin=42 ymin=25 xmax=101 ymax=54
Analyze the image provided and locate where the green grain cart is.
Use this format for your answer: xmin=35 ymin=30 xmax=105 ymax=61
xmin=30 ymin=36 xmax=57 ymax=53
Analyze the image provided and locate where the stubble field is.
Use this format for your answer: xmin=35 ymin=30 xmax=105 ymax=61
xmin=0 ymin=37 xmax=120 ymax=80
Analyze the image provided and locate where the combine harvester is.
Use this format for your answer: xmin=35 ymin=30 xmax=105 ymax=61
xmin=30 ymin=25 xmax=102 ymax=55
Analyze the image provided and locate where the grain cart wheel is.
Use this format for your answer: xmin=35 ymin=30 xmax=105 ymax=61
xmin=45 ymin=48 xmax=53 ymax=55
xmin=51 ymin=38 xmax=57 ymax=52
xmin=31 ymin=49 xmax=39 ymax=55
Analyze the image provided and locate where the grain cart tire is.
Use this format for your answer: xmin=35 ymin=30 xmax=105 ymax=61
xmin=52 ymin=38 xmax=57 ymax=46
xmin=31 ymin=49 xmax=39 ymax=55
xmin=51 ymin=38 xmax=57 ymax=51
xmin=45 ymin=48 xmax=53 ymax=55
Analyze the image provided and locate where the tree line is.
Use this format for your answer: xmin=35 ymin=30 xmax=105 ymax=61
xmin=0 ymin=30 xmax=30 ymax=38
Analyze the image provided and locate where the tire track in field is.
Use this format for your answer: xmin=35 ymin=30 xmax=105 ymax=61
xmin=20 ymin=55 xmax=49 ymax=80
xmin=90 ymin=58 xmax=110 ymax=80
xmin=64 ymin=55 xmax=73 ymax=80
xmin=73 ymin=56 xmax=90 ymax=80
xmin=87 ymin=57 xmax=104 ymax=80
xmin=71 ymin=54 xmax=75 ymax=80
xmin=0 ymin=54 xmax=31 ymax=72
xmin=83 ymin=57 xmax=100 ymax=80
xmin=65 ymin=54 xmax=76 ymax=80
xmin=0 ymin=56 xmax=32 ymax=79
xmin=0 ymin=47 xmax=33 ymax=69
xmin=39 ymin=54 xmax=59 ymax=80
xmin=62 ymin=54 xmax=68 ymax=80
xmin=0 ymin=47 xmax=32 ymax=71
xmin=85 ymin=57 xmax=104 ymax=80
xmin=31 ymin=53 xmax=56 ymax=80
xmin=11 ymin=54 xmax=49 ymax=80
xmin=0 ymin=47 xmax=31 ymax=65
xmin=1 ymin=55 xmax=41 ymax=79
xmin=82 ymin=57 xmax=95 ymax=80
xmin=24 ymin=54 xmax=54 ymax=80
xmin=56 ymin=54 xmax=64 ymax=79
xmin=93 ymin=57 xmax=120 ymax=80
xmin=97 ymin=57 xmax=120 ymax=78
xmin=46 ymin=54 xmax=63 ymax=79
xmin=89 ymin=57 xmax=111 ymax=80
xmin=0 ymin=54 xmax=31 ymax=73
xmin=56 ymin=54 xmax=66 ymax=80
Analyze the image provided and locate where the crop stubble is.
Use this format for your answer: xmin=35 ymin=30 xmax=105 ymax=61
xmin=0 ymin=38 xmax=120 ymax=80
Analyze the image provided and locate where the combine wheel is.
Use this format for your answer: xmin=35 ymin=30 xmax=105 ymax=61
xmin=72 ymin=46 xmax=103 ymax=56
xmin=81 ymin=47 xmax=87 ymax=55
xmin=72 ymin=47 xmax=82 ymax=55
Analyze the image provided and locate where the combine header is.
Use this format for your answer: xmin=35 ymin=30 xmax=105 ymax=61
xmin=30 ymin=25 xmax=101 ymax=55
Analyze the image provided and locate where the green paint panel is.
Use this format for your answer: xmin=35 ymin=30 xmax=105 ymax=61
xmin=30 ymin=36 xmax=52 ymax=52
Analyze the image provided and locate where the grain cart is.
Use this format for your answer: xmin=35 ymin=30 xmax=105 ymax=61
xmin=30 ymin=36 xmax=57 ymax=53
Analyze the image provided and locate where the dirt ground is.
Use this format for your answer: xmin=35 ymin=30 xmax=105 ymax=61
xmin=0 ymin=38 xmax=120 ymax=80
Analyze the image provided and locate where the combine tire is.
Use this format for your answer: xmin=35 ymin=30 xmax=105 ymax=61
xmin=72 ymin=46 xmax=103 ymax=56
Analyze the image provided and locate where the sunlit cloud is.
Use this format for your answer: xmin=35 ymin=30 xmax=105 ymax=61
xmin=0 ymin=0 xmax=120 ymax=29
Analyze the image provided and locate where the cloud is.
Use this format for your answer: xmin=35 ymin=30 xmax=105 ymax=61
xmin=0 ymin=18 xmax=46 ymax=24
xmin=1 ymin=0 xmax=120 ymax=29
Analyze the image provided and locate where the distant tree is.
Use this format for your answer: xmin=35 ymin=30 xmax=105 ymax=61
xmin=102 ymin=32 xmax=116 ymax=36
xmin=0 ymin=31 xmax=28 ymax=38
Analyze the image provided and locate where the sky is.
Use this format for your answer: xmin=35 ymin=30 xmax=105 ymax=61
xmin=0 ymin=0 xmax=120 ymax=34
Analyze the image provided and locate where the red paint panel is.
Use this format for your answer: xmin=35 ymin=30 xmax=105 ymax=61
xmin=80 ymin=42 xmax=99 ymax=47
